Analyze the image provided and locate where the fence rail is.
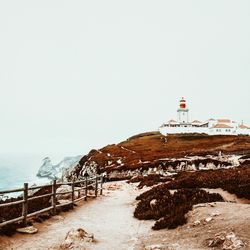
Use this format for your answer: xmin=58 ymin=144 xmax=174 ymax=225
xmin=0 ymin=174 xmax=103 ymax=228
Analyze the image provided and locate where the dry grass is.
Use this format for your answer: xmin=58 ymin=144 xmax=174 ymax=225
xmin=73 ymin=132 xmax=250 ymax=177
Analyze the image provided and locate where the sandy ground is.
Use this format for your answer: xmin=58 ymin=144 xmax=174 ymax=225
xmin=0 ymin=181 xmax=250 ymax=250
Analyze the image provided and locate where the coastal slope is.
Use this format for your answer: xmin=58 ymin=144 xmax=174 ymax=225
xmin=67 ymin=132 xmax=250 ymax=180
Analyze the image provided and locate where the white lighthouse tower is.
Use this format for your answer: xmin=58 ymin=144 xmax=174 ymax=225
xmin=177 ymin=97 xmax=189 ymax=124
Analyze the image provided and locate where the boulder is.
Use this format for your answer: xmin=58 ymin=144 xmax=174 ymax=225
xmin=37 ymin=156 xmax=82 ymax=180
xmin=59 ymin=228 xmax=94 ymax=249
xmin=17 ymin=226 xmax=38 ymax=234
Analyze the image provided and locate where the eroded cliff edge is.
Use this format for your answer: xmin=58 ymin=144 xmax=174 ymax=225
xmin=66 ymin=132 xmax=250 ymax=181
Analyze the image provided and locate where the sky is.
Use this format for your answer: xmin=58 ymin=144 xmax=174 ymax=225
xmin=0 ymin=1 xmax=249 ymax=159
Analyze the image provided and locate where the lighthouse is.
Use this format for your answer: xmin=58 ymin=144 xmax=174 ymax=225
xmin=159 ymin=98 xmax=250 ymax=136
xmin=177 ymin=97 xmax=189 ymax=124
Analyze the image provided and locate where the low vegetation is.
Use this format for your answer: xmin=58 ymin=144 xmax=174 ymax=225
xmin=127 ymin=174 xmax=172 ymax=189
xmin=166 ymin=165 xmax=250 ymax=199
xmin=134 ymin=163 xmax=250 ymax=230
xmin=134 ymin=188 xmax=223 ymax=230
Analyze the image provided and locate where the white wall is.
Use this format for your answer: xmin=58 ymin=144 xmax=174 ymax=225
xmin=209 ymin=128 xmax=237 ymax=135
xmin=238 ymin=128 xmax=250 ymax=135
xmin=159 ymin=126 xmax=250 ymax=136
xmin=159 ymin=126 xmax=209 ymax=135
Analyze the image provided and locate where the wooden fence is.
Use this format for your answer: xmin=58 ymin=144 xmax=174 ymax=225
xmin=0 ymin=175 xmax=103 ymax=228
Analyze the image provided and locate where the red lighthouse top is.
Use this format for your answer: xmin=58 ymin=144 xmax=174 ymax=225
xmin=179 ymin=97 xmax=186 ymax=109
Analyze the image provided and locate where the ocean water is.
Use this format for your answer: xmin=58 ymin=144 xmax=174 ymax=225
xmin=0 ymin=154 xmax=49 ymax=193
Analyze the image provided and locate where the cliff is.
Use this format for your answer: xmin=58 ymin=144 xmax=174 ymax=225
xmin=37 ymin=155 xmax=82 ymax=180
xmin=67 ymin=132 xmax=250 ymax=181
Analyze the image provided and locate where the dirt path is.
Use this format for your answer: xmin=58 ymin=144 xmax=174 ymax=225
xmin=0 ymin=182 xmax=151 ymax=250
xmin=1 ymin=182 xmax=250 ymax=250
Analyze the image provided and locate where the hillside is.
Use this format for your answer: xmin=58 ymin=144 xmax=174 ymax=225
xmin=67 ymin=132 xmax=250 ymax=180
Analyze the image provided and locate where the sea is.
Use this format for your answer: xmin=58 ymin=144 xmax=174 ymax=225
xmin=0 ymin=153 xmax=52 ymax=194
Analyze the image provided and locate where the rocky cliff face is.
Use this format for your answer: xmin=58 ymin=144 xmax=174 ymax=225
xmin=66 ymin=132 xmax=250 ymax=181
xmin=37 ymin=155 xmax=82 ymax=181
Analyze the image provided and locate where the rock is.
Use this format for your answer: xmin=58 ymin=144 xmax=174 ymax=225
xmin=206 ymin=232 xmax=245 ymax=249
xmin=56 ymin=185 xmax=72 ymax=199
xmin=150 ymin=199 xmax=157 ymax=210
xmin=17 ymin=226 xmax=38 ymax=234
xmin=207 ymin=235 xmax=225 ymax=247
xmin=193 ymin=204 xmax=207 ymax=208
xmin=105 ymin=183 xmax=120 ymax=190
xmin=145 ymin=243 xmax=181 ymax=250
xmin=205 ymin=217 xmax=213 ymax=223
xmin=37 ymin=157 xmax=54 ymax=178
xmin=145 ymin=244 xmax=165 ymax=250
xmin=53 ymin=215 xmax=64 ymax=220
xmin=60 ymin=228 xmax=94 ymax=249
xmin=208 ymin=203 xmax=216 ymax=207
xmin=57 ymin=199 xmax=72 ymax=205
xmin=37 ymin=155 xmax=82 ymax=180
xmin=56 ymin=185 xmax=81 ymax=200
xmin=224 ymin=232 xmax=245 ymax=249
xmin=211 ymin=211 xmax=221 ymax=217
xmin=193 ymin=220 xmax=201 ymax=226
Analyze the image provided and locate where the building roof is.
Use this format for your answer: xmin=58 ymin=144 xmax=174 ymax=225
xmin=168 ymin=119 xmax=178 ymax=123
xmin=239 ymin=124 xmax=250 ymax=129
xmin=192 ymin=120 xmax=202 ymax=123
xmin=217 ymin=119 xmax=231 ymax=123
xmin=213 ymin=123 xmax=233 ymax=129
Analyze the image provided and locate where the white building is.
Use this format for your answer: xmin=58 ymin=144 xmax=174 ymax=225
xmin=159 ymin=98 xmax=250 ymax=136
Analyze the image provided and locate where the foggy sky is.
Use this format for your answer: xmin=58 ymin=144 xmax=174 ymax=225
xmin=0 ymin=1 xmax=249 ymax=158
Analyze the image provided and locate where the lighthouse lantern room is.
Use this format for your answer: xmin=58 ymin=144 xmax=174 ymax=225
xmin=177 ymin=97 xmax=189 ymax=124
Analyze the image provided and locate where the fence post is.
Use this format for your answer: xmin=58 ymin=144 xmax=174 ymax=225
xmin=22 ymin=183 xmax=28 ymax=226
xmin=95 ymin=176 xmax=98 ymax=197
xmin=52 ymin=180 xmax=57 ymax=215
xmin=84 ymin=177 xmax=88 ymax=201
xmin=71 ymin=180 xmax=75 ymax=209
xmin=100 ymin=175 xmax=103 ymax=195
